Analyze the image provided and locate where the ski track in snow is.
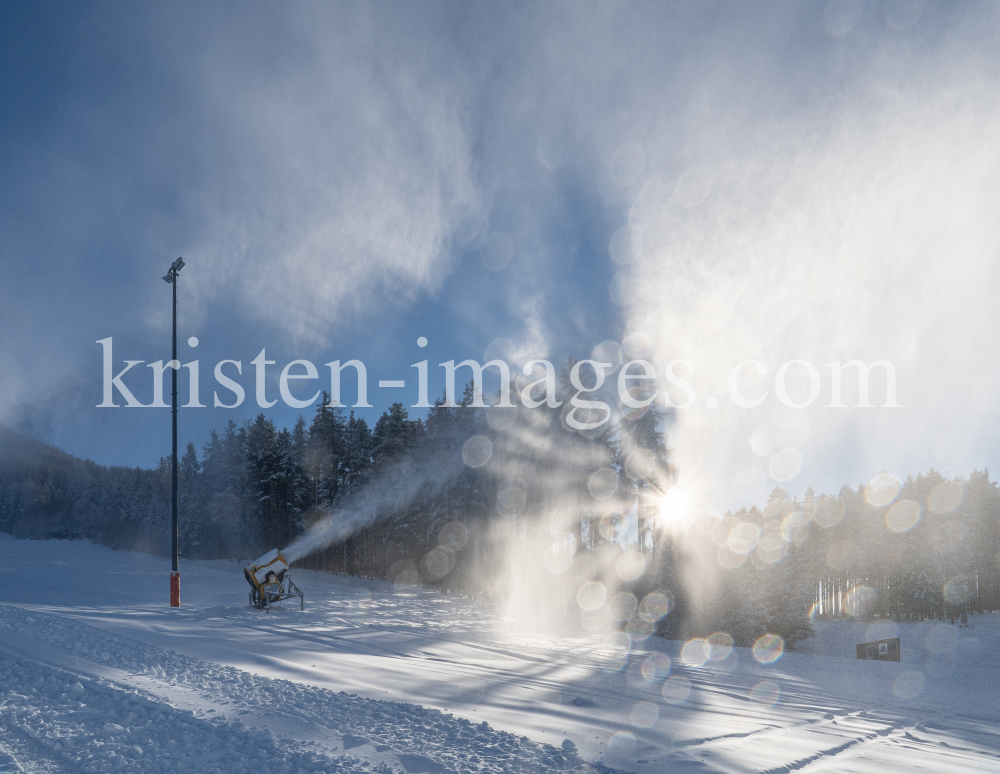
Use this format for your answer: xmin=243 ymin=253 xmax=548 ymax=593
xmin=0 ymin=604 xmax=618 ymax=774
xmin=1 ymin=535 xmax=1000 ymax=773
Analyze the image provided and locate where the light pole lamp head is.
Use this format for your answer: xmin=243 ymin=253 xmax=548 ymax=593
xmin=163 ymin=257 xmax=185 ymax=283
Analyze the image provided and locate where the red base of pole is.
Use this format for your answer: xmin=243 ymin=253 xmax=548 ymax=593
xmin=170 ymin=572 xmax=180 ymax=607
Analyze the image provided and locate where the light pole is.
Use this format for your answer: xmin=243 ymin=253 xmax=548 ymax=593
xmin=162 ymin=256 xmax=185 ymax=607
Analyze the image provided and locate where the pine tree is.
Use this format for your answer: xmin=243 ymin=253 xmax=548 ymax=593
xmin=306 ymin=393 xmax=347 ymax=508
xmin=179 ymin=442 xmax=204 ymax=557
xmin=341 ymin=411 xmax=372 ymax=493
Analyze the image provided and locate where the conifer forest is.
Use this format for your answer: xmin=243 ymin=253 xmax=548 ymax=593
xmin=2 ymin=375 xmax=998 ymax=651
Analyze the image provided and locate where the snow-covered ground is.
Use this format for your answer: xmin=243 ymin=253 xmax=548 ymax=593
xmin=1 ymin=534 xmax=998 ymax=773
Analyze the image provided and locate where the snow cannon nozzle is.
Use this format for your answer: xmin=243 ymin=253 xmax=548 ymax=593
xmin=244 ymin=548 xmax=304 ymax=612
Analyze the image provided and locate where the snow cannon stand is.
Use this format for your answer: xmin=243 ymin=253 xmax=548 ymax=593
xmin=245 ymin=549 xmax=304 ymax=612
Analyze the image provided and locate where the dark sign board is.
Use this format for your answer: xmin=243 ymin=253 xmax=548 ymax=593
xmin=857 ymin=637 xmax=900 ymax=662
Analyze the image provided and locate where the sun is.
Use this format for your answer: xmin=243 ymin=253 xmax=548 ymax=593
xmin=657 ymin=488 xmax=689 ymax=526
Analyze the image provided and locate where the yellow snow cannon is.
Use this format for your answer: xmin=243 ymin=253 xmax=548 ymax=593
xmin=244 ymin=549 xmax=304 ymax=612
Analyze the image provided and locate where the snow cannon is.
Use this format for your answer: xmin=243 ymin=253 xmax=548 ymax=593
xmin=244 ymin=549 xmax=304 ymax=612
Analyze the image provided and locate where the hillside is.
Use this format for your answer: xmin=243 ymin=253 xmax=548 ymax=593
xmin=1 ymin=534 xmax=997 ymax=773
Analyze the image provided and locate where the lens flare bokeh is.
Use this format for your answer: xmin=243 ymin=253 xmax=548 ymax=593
xmin=752 ymin=634 xmax=785 ymax=664
xmin=661 ymin=676 xmax=691 ymax=705
xmin=749 ymin=680 xmax=780 ymax=707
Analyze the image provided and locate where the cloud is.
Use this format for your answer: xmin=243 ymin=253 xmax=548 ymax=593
xmin=0 ymin=2 xmax=485 ymax=436
xmin=606 ymin=10 xmax=1000 ymax=506
xmin=4 ymin=0 xmax=1000 ymax=491
xmin=161 ymin=4 xmax=484 ymax=344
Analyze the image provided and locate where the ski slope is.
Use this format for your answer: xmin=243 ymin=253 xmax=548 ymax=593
xmin=1 ymin=534 xmax=998 ymax=773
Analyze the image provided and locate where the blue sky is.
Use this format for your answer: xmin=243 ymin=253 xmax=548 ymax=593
xmin=3 ymin=1 xmax=1000 ymax=515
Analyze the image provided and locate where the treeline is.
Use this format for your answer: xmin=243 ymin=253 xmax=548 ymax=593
xmin=2 ymin=370 xmax=998 ymax=651
xmin=0 ymin=367 xmax=671 ymax=571
xmin=0 ymin=426 xmax=172 ymax=552
xmin=0 ymin=369 xmax=677 ymax=616
xmin=675 ymin=473 xmax=1000 ymax=647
